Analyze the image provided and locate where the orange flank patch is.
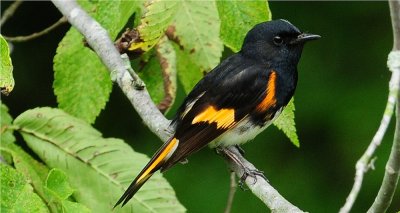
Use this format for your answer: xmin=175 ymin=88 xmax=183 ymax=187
xmin=256 ymin=71 xmax=277 ymax=112
xmin=192 ymin=106 xmax=236 ymax=129
xmin=136 ymin=138 xmax=178 ymax=183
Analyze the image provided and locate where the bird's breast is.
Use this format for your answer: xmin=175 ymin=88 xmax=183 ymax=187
xmin=209 ymin=108 xmax=283 ymax=148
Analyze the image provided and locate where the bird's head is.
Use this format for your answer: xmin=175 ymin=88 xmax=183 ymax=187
xmin=240 ymin=19 xmax=320 ymax=66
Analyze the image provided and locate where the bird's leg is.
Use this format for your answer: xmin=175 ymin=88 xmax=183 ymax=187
xmin=235 ymin=145 xmax=245 ymax=156
xmin=216 ymin=147 xmax=267 ymax=190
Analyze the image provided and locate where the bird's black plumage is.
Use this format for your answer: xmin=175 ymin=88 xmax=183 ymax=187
xmin=114 ymin=19 xmax=320 ymax=208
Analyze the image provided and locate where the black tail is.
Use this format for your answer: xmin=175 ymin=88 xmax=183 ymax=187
xmin=114 ymin=138 xmax=179 ymax=208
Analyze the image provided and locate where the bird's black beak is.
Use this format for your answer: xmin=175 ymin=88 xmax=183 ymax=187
xmin=291 ymin=33 xmax=321 ymax=44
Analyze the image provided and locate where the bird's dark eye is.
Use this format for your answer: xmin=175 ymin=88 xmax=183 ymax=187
xmin=273 ymin=36 xmax=283 ymax=46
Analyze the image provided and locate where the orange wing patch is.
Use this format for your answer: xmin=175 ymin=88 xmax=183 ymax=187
xmin=256 ymin=71 xmax=277 ymax=112
xmin=192 ymin=106 xmax=236 ymax=129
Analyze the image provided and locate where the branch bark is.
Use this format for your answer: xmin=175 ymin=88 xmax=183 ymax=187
xmin=51 ymin=0 xmax=305 ymax=212
xmin=340 ymin=1 xmax=400 ymax=213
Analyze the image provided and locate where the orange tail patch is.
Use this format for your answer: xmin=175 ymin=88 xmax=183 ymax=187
xmin=114 ymin=138 xmax=179 ymax=207
xmin=136 ymin=138 xmax=178 ymax=183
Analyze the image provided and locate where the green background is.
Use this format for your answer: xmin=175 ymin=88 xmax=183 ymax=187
xmin=2 ymin=1 xmax=399 ymax=212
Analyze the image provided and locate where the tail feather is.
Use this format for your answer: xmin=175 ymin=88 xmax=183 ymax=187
xmin=114 ymin=138 xmax=179 ymax=208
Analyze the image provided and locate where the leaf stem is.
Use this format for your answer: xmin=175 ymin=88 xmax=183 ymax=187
xmin=0 ymin=124 xmax=19 ymax=133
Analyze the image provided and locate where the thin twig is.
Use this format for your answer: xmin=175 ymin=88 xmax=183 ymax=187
xmin=368 ymin=76 xmax=400 ymax=212
xmin=339 ymin=69 xmax=398 ymax=213
xmin=0 ymin=0 xmax=22 ymax=27
xmin=224 ymin=172 xmax=237 ymax=213
xmin=3 ymin=16 xmax=68 ymax=42
xmin=339 ymin=1 xmax=400 ymax=212
xmin=51 ymin=1 xmax=305 ymax=212
xmin=367 ymin=1 xmax=400 ymax=212
xmin=389 ymin=0 xmax=400 ymax=51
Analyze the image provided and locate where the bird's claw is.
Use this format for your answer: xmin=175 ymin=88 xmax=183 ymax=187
xmin=238 ymin=168 xmax=268 ymax=189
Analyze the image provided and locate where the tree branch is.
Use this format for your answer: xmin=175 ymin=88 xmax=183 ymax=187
xmin=339 ymin=1 xmax=400 ymax=213
xmin=368 ymin=1 xmax=400 ymax=212
xmin=3 ymin=16 xmax=68 ymax=42
xmin=51 ymin=0 xmax=304 ymax=212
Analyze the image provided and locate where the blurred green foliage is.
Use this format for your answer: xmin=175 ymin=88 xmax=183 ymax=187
xmin=1 ymin=1 xmax=399 ymax=213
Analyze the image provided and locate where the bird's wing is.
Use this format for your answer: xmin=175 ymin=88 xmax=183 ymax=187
xmin=161 ymin=60 xmax=278 ymax=171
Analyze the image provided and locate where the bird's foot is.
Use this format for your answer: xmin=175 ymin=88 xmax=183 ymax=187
xmin=179 ymin=158 xmax=188 ymax=164
xmin=238 ymin=168 xmax=268 ymax=189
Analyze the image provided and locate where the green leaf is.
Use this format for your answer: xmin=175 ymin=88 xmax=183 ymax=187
xmin=0 ymin=103 xmax=15 ymax=145
xmin=0 ymin=143 xmax=49 ymax=198
xmin=62 ymin=200 xmax=91 ymax=213
xmin=0 ymin=35 xmax=14 ymax=95
xmin=155 ymin=37 xmax=177 ymax=112
xmin=217 ymin=0 xmax=272 ymax=52
xmin=172 ymin=43 xmax=202 ymax=94
xmin=0 ymin=152 xmax=88 ymax=212
xmin=172 ymin=0 xmax=223 ymax=72
xmin=273 ymin=99 xmax=300 ymax=147
xmin=53 ymin=1 xmax=141 ymax=123
xmin=136 ymin=53 xmax=165 ymax=104
xmin=128 ymin=0 xmax=179 ymax=52
xmin=0 ymin=164 xmax=49 ymax=213
xmin=45 ymin=169 xmax=74 ymax=200
xmin=14 ymin=107 xmax=186 ymax=213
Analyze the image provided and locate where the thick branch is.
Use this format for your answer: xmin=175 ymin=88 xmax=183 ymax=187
xmin=51 ymin=0 xmax=304 ymax=212
xmin=339 ymin=1 xmax=400 ymax=213
xmin=368 ymin=1 xmax=400 ymax=212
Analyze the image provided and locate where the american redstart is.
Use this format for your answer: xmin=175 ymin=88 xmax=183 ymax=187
xmin=115 ymin=19 xmax=320 ymax=207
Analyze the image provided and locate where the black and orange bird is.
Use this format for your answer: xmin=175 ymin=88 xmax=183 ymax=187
xmin=115 ymin=19 xmax=320 ymax=207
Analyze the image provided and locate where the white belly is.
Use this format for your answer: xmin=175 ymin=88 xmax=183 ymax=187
xmin=209 ymin=109 xmax=282 ymax=148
